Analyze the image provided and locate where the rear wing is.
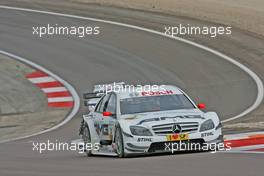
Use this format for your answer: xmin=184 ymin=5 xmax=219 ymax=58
xmin=83 ymin=92 xmax=102 ymax=99
xmin=93 ymin=82 xmax=125 ymax=93
xmin=83 ymin=82 xmax=125 ymax=107
xmin=83 ymin=92 xmax=103 ymax=107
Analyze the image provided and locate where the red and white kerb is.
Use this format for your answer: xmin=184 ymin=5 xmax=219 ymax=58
xmin=26 ymin=71 xmax=73 ymax=108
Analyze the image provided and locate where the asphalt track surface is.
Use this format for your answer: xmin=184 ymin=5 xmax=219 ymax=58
xmin=0 ymin=8 xmax=263 ymax=176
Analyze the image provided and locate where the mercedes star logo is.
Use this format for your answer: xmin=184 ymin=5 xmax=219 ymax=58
xmin=172 ymin=124 xmax=182 ymax=133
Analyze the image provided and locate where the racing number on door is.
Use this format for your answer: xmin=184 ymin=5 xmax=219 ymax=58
xmin=93 ymin=94 xmax=110 ymax=136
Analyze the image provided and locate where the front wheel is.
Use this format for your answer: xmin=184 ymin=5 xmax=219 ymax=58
xmin=115 ymin=126 xmax=126 ymax=158
xmin=82 ymin=124 xmax=92 ymax=157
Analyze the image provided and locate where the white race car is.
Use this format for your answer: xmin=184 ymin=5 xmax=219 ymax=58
xmin=79 ymin=85 xmax=223 ymax=157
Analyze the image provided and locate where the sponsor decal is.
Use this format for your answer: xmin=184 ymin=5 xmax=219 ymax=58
xmin=141 ymin=90 xmax=174 ymax=96
xmin=137 ymin=138 xmax=152 ymax=142
xmin=201 ymin=132 xmax=214 ymax=138
xmin=166 ymin=134 xmax=189 ymax=141
xmin=102 ymin=125 xmax=109 ymax=135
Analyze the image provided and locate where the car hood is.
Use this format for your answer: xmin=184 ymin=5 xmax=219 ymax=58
xmin=119 ymin=109 xmax=206 ymax=127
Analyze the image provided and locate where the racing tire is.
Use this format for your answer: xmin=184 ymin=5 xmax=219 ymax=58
xmin=115 ymin=126 xmax=127 ymax=158
xmin=82 ymin=124 xmax=93 ymax=157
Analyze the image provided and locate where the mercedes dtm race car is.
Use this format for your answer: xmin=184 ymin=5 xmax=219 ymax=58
xmin=79 ymin=84 xmax=223 ymax=157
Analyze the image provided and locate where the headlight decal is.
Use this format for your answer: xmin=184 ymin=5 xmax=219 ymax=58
xmin=130 ymin=126 xmax=153 ymax=136
xmin=200 ymin=119 xmax=215 ymax=132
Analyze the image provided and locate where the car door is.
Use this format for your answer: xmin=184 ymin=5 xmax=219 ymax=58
xmin=92 ymin=94 xmax=110 ymax=139
xmin=93 ymin=93 xmax=117 ymax=144
xmin=104 ymin=93 xmax=117 ymax=142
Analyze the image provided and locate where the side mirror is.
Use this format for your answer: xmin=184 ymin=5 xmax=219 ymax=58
xmin=197 ymin=103 xmax=206 ymax=109
xmin=103 ymin=111 xmax=113 ymax=117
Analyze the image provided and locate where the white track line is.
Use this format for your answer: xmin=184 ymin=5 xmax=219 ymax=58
xmin=0 ymin=5 xmax=263 ymax=143
xmin=0 ymin=50 xmax=80 ymax=144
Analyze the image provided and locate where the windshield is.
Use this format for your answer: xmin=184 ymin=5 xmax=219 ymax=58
xmin=120 ymin=94 xmax=195 ymax=115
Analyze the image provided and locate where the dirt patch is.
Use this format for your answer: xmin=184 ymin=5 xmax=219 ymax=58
xmin=0 ymin=54 xmax=71 ymax=142
xmin=0 ymin=109 xmax=68 ymax=141
xmin=0 ymin=54 xmax=46 ymax=114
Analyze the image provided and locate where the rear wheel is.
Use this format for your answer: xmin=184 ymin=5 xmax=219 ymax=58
xmin=82 ymin=125 xmax=92 ymax=157
xmin=115 ymin=126 xmax=126 ymax=158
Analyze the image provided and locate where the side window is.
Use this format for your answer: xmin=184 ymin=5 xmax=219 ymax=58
xmin=105 ymin=94 xmax=116 ymax=114
xmin=98 ymin=94 xmax=110 ymax=113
